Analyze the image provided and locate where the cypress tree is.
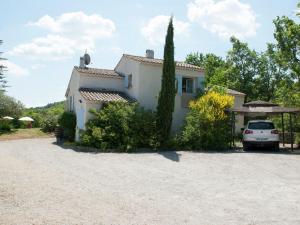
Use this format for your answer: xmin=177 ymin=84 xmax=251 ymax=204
xmin=156 ymin=18 xmax=176 ymax=146
xmin=0 ymin=40 xmax=7 ymax=92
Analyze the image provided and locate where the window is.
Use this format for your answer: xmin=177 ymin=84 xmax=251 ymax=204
xmin=248 ymin=122 xmax=275 ymax=130
xmin=124 ymin=74 xmax=132 ymax=89
xmin=128 ymin=74 xmax=132 ymax=88
xmin=182 ymin=77 xmax=194 ymax=94
xmin=69 ymin=96 xmax=74 ymax=112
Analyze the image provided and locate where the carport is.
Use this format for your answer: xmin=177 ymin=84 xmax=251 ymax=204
xmin=229 ymin=100 xmax=300 ymax=151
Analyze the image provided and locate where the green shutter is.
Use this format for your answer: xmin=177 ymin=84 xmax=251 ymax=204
xmin=176 ymin=75 xmax=182 ymax=95
xmin=197 ymin=76 xmax=205 ymax=91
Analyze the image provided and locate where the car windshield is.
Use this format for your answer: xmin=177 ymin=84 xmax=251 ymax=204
xmin=248 ymin=122 xmax=275 ymax=130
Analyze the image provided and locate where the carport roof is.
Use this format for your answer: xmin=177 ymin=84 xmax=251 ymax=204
xmin=229 ymin=106 xmax=300 ymax=115
xmin=229 ymin=100 xmax=300 ymax=115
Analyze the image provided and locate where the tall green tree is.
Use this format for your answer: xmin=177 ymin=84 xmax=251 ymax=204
xmin=186 ymin=52 xmax=226 ymax=85
xmin=254 ymin=44 xmax=288 ymax=101
xmin=225 ymin=37 xmax=259 ymax=101
xmin=156 ymin=17 xmax=176 ymax=146
xmin=0 ymin=94 xmax=24 ymax=118
xmin=0 ymin=40 xmax=7 ymax=92
xmin=273 ymin=16 xmax=300 ymax=84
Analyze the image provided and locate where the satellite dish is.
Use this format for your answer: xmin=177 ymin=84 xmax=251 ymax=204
xmin=84 ymin=53 xmax=91 ymax=65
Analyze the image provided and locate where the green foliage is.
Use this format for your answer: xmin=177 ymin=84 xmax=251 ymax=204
xmin=185 ymin=12 xmax=299 ymax=105
xmin=156 ymin=17 xmax=176 ymax=146
xmin=81 ymin=102 xmax=157 ymax=151
xmin=273 ymin=16 xmax=300 ymax=83
xmin=58 ymin=111 xmax=76 ymax=141
xmin=181 ymin=91 xmax=234 ymax=150
xmin=0 ymin=119 xmax=12 ymax=131
xmin=186 ymin=52 xmax=226 ymax=85
xmin=0 ymin=93 xmax=24 ymax=118
xmin=24 ymin=101 xmax=65 ymax=132
xmin=296 ymin=133 xmax=300 ymax=145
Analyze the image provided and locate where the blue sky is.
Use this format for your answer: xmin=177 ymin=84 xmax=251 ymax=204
xmin=0 ymin=0 xmax=298 ymax=107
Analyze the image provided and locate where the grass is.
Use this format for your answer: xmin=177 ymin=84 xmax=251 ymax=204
xmin=0 ymin=128 xmax=53 ymax=141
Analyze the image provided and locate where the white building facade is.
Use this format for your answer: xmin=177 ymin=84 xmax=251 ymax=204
xmin=65 ymin=50 xmax=244 ymax=141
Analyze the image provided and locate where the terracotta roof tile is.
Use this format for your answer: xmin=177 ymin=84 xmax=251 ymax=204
xmin=74 ymin=66 xmax=122 ymax=79
xmin=122 ymin=54 xmax=204 ymax=72
xmin=79 ymin=88 xmax=135 ymax=103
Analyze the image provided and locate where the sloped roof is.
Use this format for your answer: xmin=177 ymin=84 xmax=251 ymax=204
xmin=226 ymin=88 xmax=246 ymax=96
xmin=79 ymin=88 xmax=135 ymax=103
xmin=229 ymin=106 xmax=300 ymax=115
xmin=243 ymin=100 xmax=278 ymax=107
xmin=74 ymin=66 xmax=122 ymax=79
xmin=121 ymin=54 xmax=204 ymax=72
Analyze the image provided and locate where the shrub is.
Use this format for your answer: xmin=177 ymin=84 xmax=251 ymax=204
xmin=41 ymin=115 xmax=59 ymax=133
xmin=181 ymin=91 xmax=234 ymax=150
xmin=81 ymin=102 xmax=156 ymax=151
xmin=296 ymin=133 xmax=300 ymax=146
xmin=0 ymin=119 xmax=12 ymax=131
xmin=58 ymin=112 xmax=76 ymax=141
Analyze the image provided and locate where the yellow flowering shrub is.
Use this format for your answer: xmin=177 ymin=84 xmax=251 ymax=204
xmin=189 ymin=91 xmax=234 ymax=121
xmin=181 ymin=91 xmax=234 ymax=150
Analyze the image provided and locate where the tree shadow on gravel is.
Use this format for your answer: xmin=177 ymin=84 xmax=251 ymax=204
xmin=52 ymin=141 xmax=182 ymax=161
xmin=52 ymin=141 xmax=299 ymax=159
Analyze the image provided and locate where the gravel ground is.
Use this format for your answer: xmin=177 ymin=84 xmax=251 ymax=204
xmin=0 ymin=138 xmax=300 ymax=225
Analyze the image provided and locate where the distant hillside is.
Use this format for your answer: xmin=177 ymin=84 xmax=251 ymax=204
xmin=29 ymin=101 xmax=65 ymax=111
xmin=23 ymin=101 xmax=66 ymax=130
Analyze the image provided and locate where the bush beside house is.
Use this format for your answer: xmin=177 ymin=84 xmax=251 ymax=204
xmin=180 ymin=91 xmax=234 ymax=150
xmin=80 ymin=102 xmax=157 ymax=152
xmin=58 ymin=112 xmax=76 ymax=141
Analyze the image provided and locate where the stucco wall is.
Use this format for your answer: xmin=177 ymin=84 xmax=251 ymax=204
xmin=230 ymin=94 xmax=245 ymax=134
xmin=115 ymin=58 xmax=140 ymax=101
xmin=79 ymin=75 xmax=124 ymax=91
xmin=137 ymin=63 xmax=204 ymax=132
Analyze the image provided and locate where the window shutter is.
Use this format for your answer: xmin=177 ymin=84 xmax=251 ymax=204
xmin=197 ymin=76 xmax=205 ymax=91
xmin=77 ymin=108 xmax=85 ymax=129
xmin=124 ymin=74 xmax=129 ymax=88
xmin=176 ymin=75 xmax=182 ymax=95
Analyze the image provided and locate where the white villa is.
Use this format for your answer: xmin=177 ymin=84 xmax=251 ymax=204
xmin=65 ymin=50 xmax=245 ymax=141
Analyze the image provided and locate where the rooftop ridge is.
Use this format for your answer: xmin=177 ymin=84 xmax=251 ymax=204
xmin=122 ymin=54 xmax=204 ymax=71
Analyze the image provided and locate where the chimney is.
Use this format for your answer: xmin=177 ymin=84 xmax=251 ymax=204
xmin=79 ymin=56 xmax=85 ymax=68
xmin=145 ymin=49 xmax=154 ymax=59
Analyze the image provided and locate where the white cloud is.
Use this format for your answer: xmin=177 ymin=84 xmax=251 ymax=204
xmin=187 ymin=0 xmax=259 ymax=40
xmin=2 ymin=61 xmax=29 ymax=76
xmin=141 ymin=15 xmax=190 ymax=45
xmin=10 ymin=12 xmax=116 ymax=60
xmin=31 ymin=63 xmax=45 ymax=70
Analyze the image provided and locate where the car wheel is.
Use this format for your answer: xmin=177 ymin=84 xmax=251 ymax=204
xmin=274 ymin=143 xmax=280 ymax=151
xmin=243 ymin=142 xmax=249 ymax=151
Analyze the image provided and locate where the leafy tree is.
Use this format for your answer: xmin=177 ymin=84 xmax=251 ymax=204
xmin=156 ymin=17 xmax=176 ymax=146
xmin=0 ymin=93 xmax=24 ymax=118
xmin=186 ymin=52 xmax=226 ymax=85
xmin=254 ymin=44 xmax=288 ymax=101
xmin=225 ymin=37 xmax=259 ymax=101
xmin=273 ymin=16 xmax=300 ymax=84
xmin=0 ymin=40 xmax=8 ymax=92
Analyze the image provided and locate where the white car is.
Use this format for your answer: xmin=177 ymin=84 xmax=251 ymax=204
xmin=242 ymin=120 xmax=280 ymax=151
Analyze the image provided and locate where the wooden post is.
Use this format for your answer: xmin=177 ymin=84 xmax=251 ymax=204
xmin=230 ymin=112 xmax=234 ymax=149
xmin=233 ymin=113 xmax=235 ymax=149
xmin=281 ymin=113 xmax=285 ymax=147
xmin=289 ymin=113 xmax=293 ymax=151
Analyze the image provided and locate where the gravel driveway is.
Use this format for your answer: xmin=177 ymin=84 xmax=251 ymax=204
xmin=0 ymin=138 xmax=300 ymax=225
